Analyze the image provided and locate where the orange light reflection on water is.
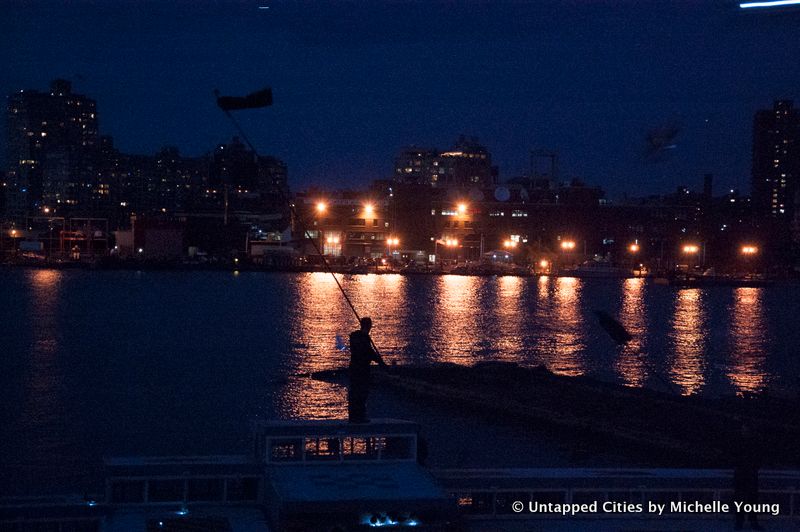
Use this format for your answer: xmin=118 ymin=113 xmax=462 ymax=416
xmin=27 ymin=269 xmax=63 ymax=368
xmin=614 ymin=277 xmax=648 ymax=387
xmin=19 ymin=269 xmax=66 ymax=461
xmin=279 ymin=272 xmax=409 ymax=419
xmin=279 ymin=272 xmax=352 ymax=419
xmin=548 ymin=277 xmax=586 ymax=377
xmin=347 ymin=273 xmax=407 ymax=359
xmin=669 ymin=289 xmax=706 ymax=395
xmin=490 ymin=275 xmax=525 ymax=360
xmin=429 ymin=275 xmax=480 ymax=363
xmin=727 ymin=288 xmax=768 ymax=394
xmin=278 ymin=272 xmax=772 ymax=418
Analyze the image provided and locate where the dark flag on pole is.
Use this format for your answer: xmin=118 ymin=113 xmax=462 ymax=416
xmin=216 ymin=87 xmax=273 ymax=111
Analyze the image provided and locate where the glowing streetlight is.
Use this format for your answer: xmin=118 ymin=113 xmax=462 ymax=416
xmin=43 ymin=206 xmax=51 ymax=214
xmin=682 ymin=244 xmax=700 ymax=254
xmin=503 ymin=239 xmax=517 ymax=249
xmin=316 ymin=202 xmax=327 ymax=213
xmin=741 ymin=245 xmax=758 ymax=255
xmin=560 ymin=240 xmax=576 ymax=251
xmin=10 ymin=229 xmax=18 ymax=238
xmin=457 ymin=203 xmax=468 ymax=214
xmin=387 ymin=237 xmax=400 ymax=246
xmin=629 ymin=243 xmax=640 ymax=253
xmin=539 ymin=259 xmax=549 ymax=269
xmin=326 ymin=235 xmax=340 ymax=244
xmin=433 ymin=237 xmax=458 ymax=264
xmin=364 ymin=203 xmax=374 ymax=216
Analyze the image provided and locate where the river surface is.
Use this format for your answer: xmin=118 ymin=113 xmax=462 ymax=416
xmin=0 ymin=269 xmax=798 ymax=494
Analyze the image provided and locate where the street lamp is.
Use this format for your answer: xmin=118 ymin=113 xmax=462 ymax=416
xmin=629 ymin=243 xmax=640 ymax=253
xmin=364 ymin=203 xmax=374 ymax=216
xmin=558 ymin=239 xmax=577 ymax=272
xmin=457 ymin=203 xmax=468 ymax=215
xmin=385 ymin=237 xmax=400 ymax=266
xmin=740 ymin=245 xmax=758 ymax=255
xmin=434 ymin=237 xmax=458 ymax=263
xmin=316 ymin=201 xmax=327 ymax=214
xmin=503 ymin=239 xmax=517 ymax=249
xmin=538 ymin=258 xmax=551 ymax=274
xmin=682 ymin=244 xmax=700 ymax=254
xmin=681 ymin=244 xmax=701 ymax=272
xmin=740 ymin=244 xmax=758 ymax=275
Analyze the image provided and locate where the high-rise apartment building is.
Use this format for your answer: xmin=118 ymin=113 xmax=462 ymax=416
xmin=5 ymin=79 xmax=99 ymax=217
xmin=751 ymin=100 xmax=799 ymax=221
xmin=394 ymin=136 xmax=497 ymax=187
xmin=210 ymin=137 xmax=289 ymax=214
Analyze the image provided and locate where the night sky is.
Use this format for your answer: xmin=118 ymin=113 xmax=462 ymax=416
xmin=2 ymin=1 xmax=799 ymax=197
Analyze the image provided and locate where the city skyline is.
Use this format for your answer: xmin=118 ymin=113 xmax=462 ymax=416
xmin=3 ymin=77 xmax=795 ymax=201
xmin=3 ymin=1 xmax=799 ymax=197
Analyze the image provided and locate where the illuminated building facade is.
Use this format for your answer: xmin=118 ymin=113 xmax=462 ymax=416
xmin=751 ymin=100 xmax=799 ymax=221
xmin=394 ymin=136 xmax=497 ymax=187
xmin=5 ymin=79 xmax=99 ymax=218
xmin=295 ymin=188 xmax=392 ymax=258
xmin=4 ymin=83 xmax=288 ymax=229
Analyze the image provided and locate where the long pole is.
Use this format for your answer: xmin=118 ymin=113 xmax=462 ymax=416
xmin=218 ymin=105 xmax=382 ymax=355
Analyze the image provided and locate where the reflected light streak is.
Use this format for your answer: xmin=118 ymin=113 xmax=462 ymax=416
xmin=18 ymin=269 xmax=67 ymax=464
xmin=279 ymin=272 xmax=409 ymax=419
xmin=430 ymin=275 xmax=480 ymax=363
xmin=549 ymin=277 xmax=586 ymax=377
xmin=615 ymin=278 xmax=648 ymax=388
xmin=727 ymin=288 xmax=768 ymax=394
xmin=349 ymin=274 xmax=407 ymax=360
xmin=28 ymin=269 xmax=63 ymax=362
xmin=669 ymin=289 xmax=706 ymax=395
xmin=537 ymin=274 xmax=549 ymax=296
xmin=490 ymin=276 xmax=525 ymax=360
xmin=279 ymin=272 xmax=354 ymax=419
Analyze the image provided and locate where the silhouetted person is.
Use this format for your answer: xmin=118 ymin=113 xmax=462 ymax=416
xmin=348 ymin=317 xmax=386 ymax=423
xmin=733 ymin=423 xmax=762 ymax=530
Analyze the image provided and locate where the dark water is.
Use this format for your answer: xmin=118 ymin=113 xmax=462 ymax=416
xmin=1 ymin=269 xmax=798 ymax=494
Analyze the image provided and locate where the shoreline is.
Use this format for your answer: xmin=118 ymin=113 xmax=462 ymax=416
xmin=0 ymin=260 xmax=790 ymax=283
